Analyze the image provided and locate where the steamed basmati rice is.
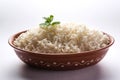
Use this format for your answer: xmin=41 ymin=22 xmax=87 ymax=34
xmin=13 ymin=23 xmax=110 ymax=54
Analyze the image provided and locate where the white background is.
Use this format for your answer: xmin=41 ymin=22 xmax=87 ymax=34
xmin=0 ymin=0 xmax=120 ymax=80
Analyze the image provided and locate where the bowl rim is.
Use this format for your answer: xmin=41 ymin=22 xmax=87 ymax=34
xmin=8 ymin=30 xmax=115 ymax=56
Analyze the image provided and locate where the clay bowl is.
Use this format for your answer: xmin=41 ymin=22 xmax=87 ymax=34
xmin=8 ymin=30 xmax=114 ymax=70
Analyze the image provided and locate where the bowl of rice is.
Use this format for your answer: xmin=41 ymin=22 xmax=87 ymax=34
xmin=8 ymin=15 xmax=114 ymax=70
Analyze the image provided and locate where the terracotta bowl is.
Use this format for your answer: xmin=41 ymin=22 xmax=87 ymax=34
xmin=8 ymin=31 xmax=114 ymax=70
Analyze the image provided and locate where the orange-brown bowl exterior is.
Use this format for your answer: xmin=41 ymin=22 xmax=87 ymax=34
xmin=8 ymin=31 xmax=114 ymax=70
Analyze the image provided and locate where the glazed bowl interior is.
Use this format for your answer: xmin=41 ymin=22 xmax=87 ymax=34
xmin=8 ymin=30 xmax=114 ymax=70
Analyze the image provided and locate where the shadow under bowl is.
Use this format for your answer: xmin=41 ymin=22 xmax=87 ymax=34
xmin=8 ymin=31 xmax=114 ymax=70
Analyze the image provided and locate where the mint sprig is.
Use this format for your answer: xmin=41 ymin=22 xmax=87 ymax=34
xmin=39 ymin=15 xmax=60 ymax=27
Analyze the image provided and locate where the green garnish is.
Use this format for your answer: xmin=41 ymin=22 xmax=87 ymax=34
xmin=39 ymin=15 xmax=60 ymax=27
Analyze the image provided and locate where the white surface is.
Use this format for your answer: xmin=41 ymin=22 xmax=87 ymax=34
xmin=0 ymin=0 xmax=120 ymax=80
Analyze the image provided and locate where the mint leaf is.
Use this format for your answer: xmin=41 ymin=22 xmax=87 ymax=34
xmin=40 ymin=15 xmax=60 ymax=27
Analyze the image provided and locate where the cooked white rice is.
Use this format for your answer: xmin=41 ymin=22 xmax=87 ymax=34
xmin=13 ymin=23 xmax=110 ymax=54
